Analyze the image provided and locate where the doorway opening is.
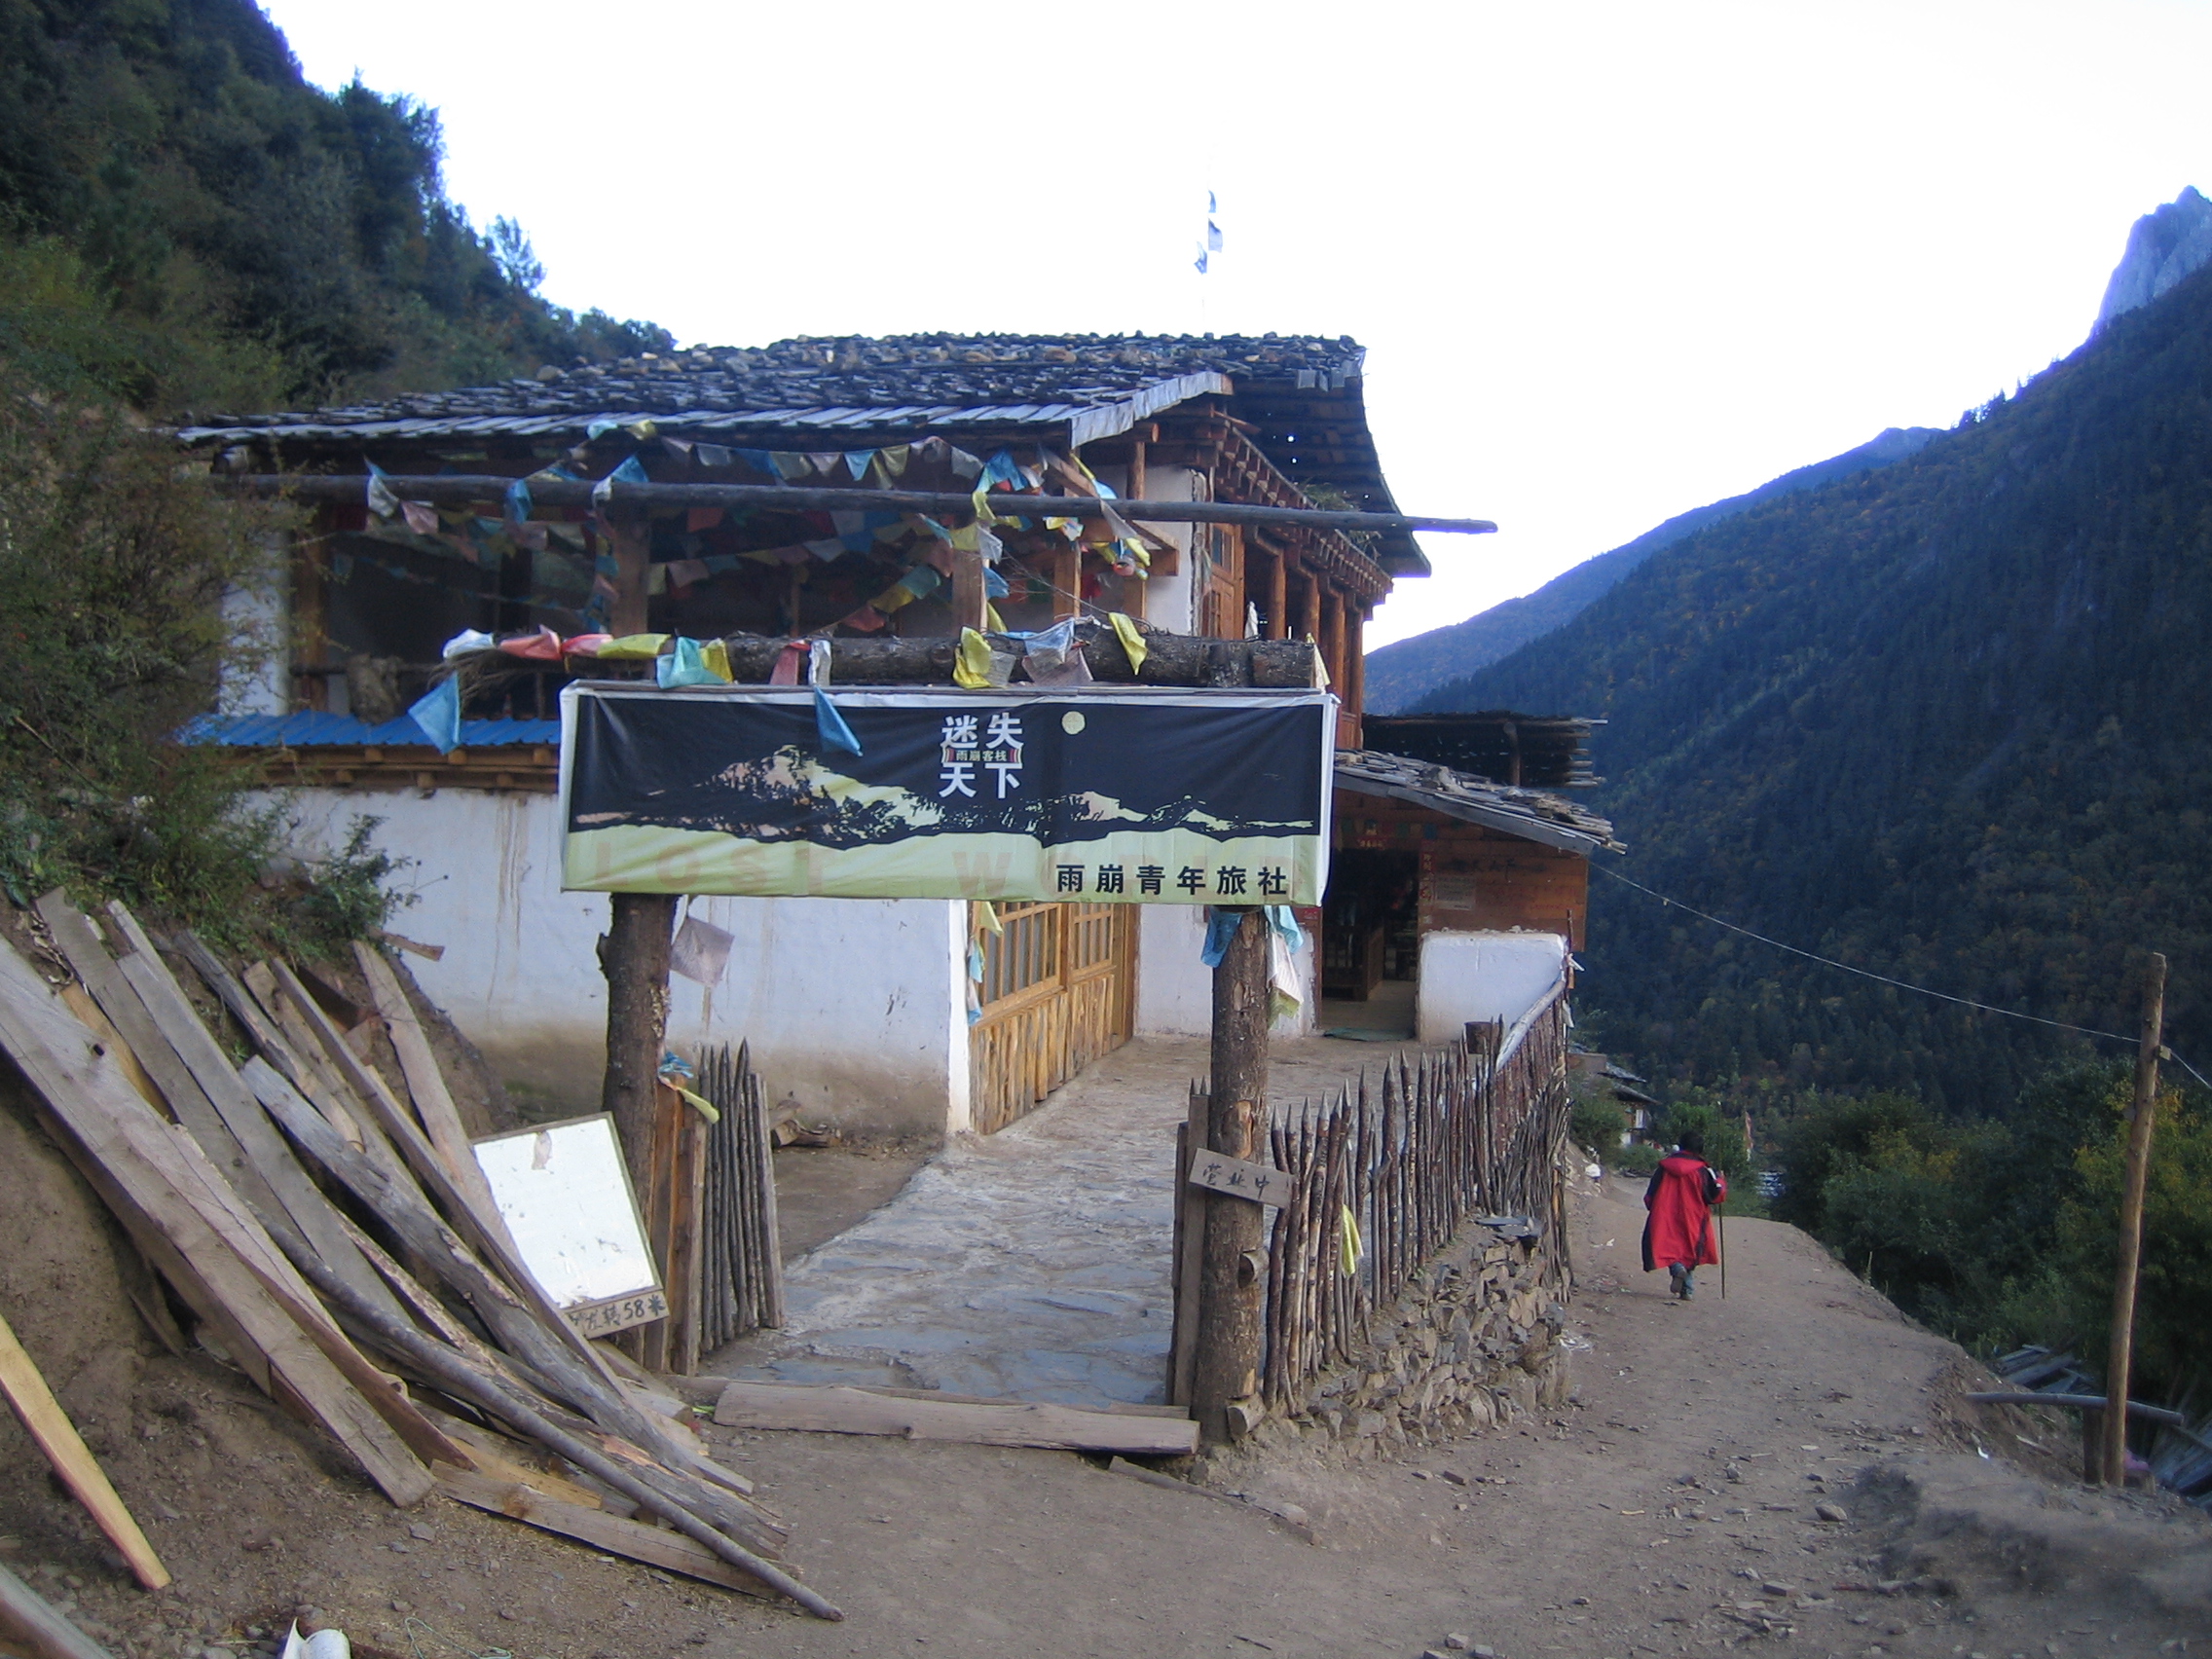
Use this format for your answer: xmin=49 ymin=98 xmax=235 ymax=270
xmin=1318 ymin=847 xmax=1419 ymax=1038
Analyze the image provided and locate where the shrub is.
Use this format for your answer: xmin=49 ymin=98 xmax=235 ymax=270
xmin=1568 ymin=1082 xmax=1627 ymax=1154
xmin=0 ymin=363 xmax=401 ymax=954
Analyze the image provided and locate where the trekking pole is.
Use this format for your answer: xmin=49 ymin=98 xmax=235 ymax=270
xmin=1719 ymin=1204 xmax=1728 ymax=1300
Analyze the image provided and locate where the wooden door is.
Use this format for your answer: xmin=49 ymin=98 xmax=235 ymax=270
xmin=969 ymin=901 xmax=1137 ymax=1133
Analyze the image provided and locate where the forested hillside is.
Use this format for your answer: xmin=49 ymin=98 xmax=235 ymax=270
xmin=0 ymin=0 xmax=668 ymax=942
xmin=1365 ymin=426 xmax=1939 ymax=713
xmin=0 ymin=0 xmax=667 ymax=415
xmin=1427 ymin=264 xmax=2212 ymax=1117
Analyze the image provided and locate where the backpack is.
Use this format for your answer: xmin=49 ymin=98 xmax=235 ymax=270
xmin=1700 ymin=1162 xmax=1723 ymax=1205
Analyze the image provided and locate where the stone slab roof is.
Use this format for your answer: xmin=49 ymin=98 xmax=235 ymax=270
xmin=1336 ymin=749 xmax=1621 ymax=856
xmin=178 ymin=333 xmax=1366 ymax=444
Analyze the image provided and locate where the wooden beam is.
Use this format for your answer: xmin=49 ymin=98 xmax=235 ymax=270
xmin=226 ymin=475 xmax=1497 ymax=537
xmin=0 ymin=1309 xmax=169 ymax=1588
xmin=709 ymin=1381 xmax=1198 ymax=1455
xmin=433 ymin=1466 xmax=777 ymax=1600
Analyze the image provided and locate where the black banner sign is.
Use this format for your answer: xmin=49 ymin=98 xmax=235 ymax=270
xmin=558 ymin=684 xmax=1334 ymax=903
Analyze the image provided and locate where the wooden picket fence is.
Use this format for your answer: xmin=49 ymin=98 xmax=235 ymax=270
xmin=1169 ymin=984 xmax=1571 ymax=1409
xmin=694 ymin=1043 xmax=787 ymax=1353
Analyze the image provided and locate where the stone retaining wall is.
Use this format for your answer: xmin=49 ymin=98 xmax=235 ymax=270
xmin=1257 ymin=1218 xmax=1571 ymax=1450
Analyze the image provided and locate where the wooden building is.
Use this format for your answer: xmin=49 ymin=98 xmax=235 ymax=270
xmin=181 ymin=333 xmax=1608 ymax=1131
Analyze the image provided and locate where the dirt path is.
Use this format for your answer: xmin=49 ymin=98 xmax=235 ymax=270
xmin=666 ymin=1159 xmax=2209 ymax=1658
xmin=16 ymin=1121 xmax=2210 ymax=1659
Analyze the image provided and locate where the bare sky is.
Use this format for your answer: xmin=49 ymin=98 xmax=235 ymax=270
xmin=262 ymin=0 xmax=2212 ymax=648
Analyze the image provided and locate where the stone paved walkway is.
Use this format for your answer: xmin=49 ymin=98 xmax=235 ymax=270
xmin=706 ymin=1035 xmax=1399 ymax=1407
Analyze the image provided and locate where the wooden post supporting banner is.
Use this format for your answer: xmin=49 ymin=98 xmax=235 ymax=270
xmin=600 ymin=895 xmax=679 ymax=1196
xmin=1193 ymin=907 xmax=1270 ymax=1444
xmin=2101 ymin=952 xmax=2167 ymax=1488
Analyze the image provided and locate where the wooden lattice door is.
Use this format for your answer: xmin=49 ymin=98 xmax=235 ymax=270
xmin=969 ymin=901 xmax=1136 ymax=1134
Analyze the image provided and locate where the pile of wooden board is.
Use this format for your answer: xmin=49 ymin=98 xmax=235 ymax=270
xmin=0 ymin=894 xmax=840 ymax=1621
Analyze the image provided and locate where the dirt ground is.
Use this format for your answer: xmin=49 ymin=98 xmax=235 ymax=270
xmin=6 ymin=1077 xmax=2211 ymax=1659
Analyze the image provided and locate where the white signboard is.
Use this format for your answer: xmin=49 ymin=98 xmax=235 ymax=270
xmin=472 ymin=1114 xmax=664 ymax=1336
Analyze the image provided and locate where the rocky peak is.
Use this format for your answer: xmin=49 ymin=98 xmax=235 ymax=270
xmin=2093 ymin=186 xmax=2212 ymax=332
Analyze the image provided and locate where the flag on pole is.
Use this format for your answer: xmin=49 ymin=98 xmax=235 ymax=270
xmin=1196 ymin=189 xmax=1222 ymax=273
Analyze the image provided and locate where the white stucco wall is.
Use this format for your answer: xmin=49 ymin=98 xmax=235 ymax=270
xmin=1416 ymin=931 xmax=1569 ymax=1044
xmin=1133 ymin=903 xmax=1317 ymax=1040
xmin=272 ymin=788 xmax=969 ymax=1138
xmin=222 ymin=560 xmax=289 ymax=716
xmin=1131 ymin=465 xmax=1198 ymax=635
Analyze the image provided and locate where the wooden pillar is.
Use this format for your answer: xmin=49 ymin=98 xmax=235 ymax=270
xmin=2102 ymin=952 xmax=2167 ymax=1487
xmin=605 ymin=509 xmax=653 ymax=636
xmin=1051 ymin=545 xmax=1082 ymax=622
xmin=1193 ymin=907 xmax=1270 ymax=1444
xmin=1322 ymin=588 xmax=1346 ymax=694
xmin=1345 ymin=606 xmax=1366 ymax=746
xmin=1266 ymin=548 xmax=1289 ymax=640
xmin=1300 ymin=566 xmax=1322 ymax=651
xmin=1123 ymin=439 xmax=1151 ymax=621
xmin=950 ymin=549 xmax=986 ymax=632
xmin=292 ymin=510 xmax=331 ymax=712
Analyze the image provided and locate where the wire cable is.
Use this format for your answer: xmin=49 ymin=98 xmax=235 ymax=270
xmin=1589 ymin=859 xmax=2207 ymax=1090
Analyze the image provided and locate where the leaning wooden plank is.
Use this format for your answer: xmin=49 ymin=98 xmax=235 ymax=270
xmin=0 ymin=936 xmax=434 ymax=1507
xmin=709 ymin=1382 xmax=1200 ymax=1455
xmin=432 ymin=1467 xmax=773 ymax=1600
xmin=0 ymin=1560 xmax=112 ymax=1659
xmin=0 ymin=1309 xmax=169 ymax=1589
xmin=53 ymin=979 xmax=162 ymax=1115
xmin=249 ymin=977 xmax=744 ymax=1501
xmin=239 ymin=1056 xmax=766 ymax=1532
xmin=350 ymin=942 xmax=508 ymax=1233
xmin=39 ymin=893 xmax=209 ymax=1125
xmin=259 ymin=1241 xmax=830 ymax=1618
xmin=267 ymin=960 xmax=530 ymax=1279
xmin=92 ymin=903 xmax=404 ymax=1322
xmin=426 ymin=1416 xmax=624 ymax=1514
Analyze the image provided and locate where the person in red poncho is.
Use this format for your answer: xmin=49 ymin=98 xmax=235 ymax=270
xmin=1641 ymin=1128 xmax=1726 ymax=1300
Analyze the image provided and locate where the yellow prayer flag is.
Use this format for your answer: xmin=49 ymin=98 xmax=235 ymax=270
xmin=699 ymin=640 xmax=733 ymax=682
xmin=1110 ymin=612 xmax=1148 ymax=674
xmin=954 ymin=627 xmax=994 ymax=689
xmin=596 ymin=633 xmax=672 ymax=660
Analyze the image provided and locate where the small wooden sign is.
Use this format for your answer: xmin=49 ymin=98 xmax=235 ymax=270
xmin=563 ymin=1288 xmax=671 ymax=1339
xmin=1187 ymin=1149 xmax=1291 ymax=1207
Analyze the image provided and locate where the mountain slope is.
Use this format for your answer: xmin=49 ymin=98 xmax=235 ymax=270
xmin=0 ymin=0 xmax=668 ymax=412
xmin=1365 ymin=425 xmax=1938 ymax=713
xmin=1432 ymin=261 xmax=2212 ymax=1114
